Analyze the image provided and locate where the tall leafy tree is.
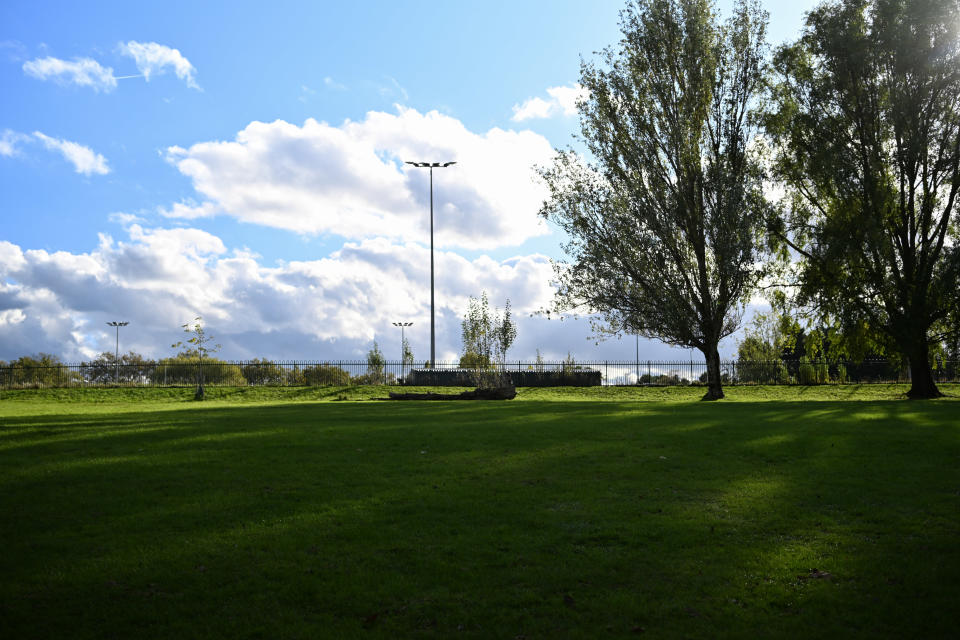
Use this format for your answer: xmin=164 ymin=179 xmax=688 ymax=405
xmin=540 ymin=0 xmax=770 ymax=400
xmin=766 ymin=0 xmax=960 ymax=398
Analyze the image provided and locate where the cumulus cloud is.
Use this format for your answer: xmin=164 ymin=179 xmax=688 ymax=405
xmin=32 ymin=131 xmax=110 ymax=175
xmin=119 ymin=41 xmax=199 ymax=89
xmin=511 ymin=84 xmax=588 ymax=121
xmin=0 ymin=223 xmax=730 ymax=363
xmin=22 ymin=56 xmax=118 ymax=91
xmin=163 ymin=107 xmax=555 ymax=250
xmin=0 ymin=226 xmax=564 ymax=362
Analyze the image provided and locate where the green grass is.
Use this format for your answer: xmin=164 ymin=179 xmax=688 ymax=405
xmin=1 ymin=386 xmax=959 ymax=638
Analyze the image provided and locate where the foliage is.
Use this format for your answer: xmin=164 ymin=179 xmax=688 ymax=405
xmin=365 ymin=341 xmax=385 ymax=381
xmin=458 ymin=351 xmax=491 ymax=369
xmin=835 ymin=363 xmax=848 ymax=384
xmin=460 ymin=292 xmax=518 ymax=366
xmin=460 ymin=291 xmax=517 ymax=388
xmin=152 ymin=356 xmax=245 ymax=387
xmin=301 ymin=363 xmax=352 ymax=386
xmin=492 ymin=299 xmax=517 ymax=365
xmin=797 ymin=357 xmax=829 ymax=385
xmin=83 ymin=351 xmax=155 ymax=384
xmin=401 ymin=337 xmax=414 ymax=367
xmin=461 ymin=292 xmax=493 ymax=364
xmin=561 ymin=351 xmax=582 ymax=372
xmin=539 ymin=0 xmax=771 ymax=401
xmin=765 ymin=0 xmax=960 ymax=398
xmin=241 ymin=358 xmax=285 ymax=386
xmin=534 ymin=349 xmax=545 ymax=373
xmin=171 ymin=317 xmax=222 ymax=399
xmin=0 ymin=353 xmax=78 ymax=387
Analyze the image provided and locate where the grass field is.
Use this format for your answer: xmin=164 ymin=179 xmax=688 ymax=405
xmin=1 ymin=385 xmax=959 ymax=638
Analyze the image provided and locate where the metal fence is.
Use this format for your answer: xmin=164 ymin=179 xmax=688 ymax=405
xmin=1 ymin=358 xmax=958 ymax=389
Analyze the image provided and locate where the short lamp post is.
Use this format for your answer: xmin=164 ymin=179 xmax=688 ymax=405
xmin=392 ymin=321 xmax=413 ymax=379
xmin=404 ymin=160 xmax=456 ymax=368
xmin=106 ymin=321 xmax=129 ymax=384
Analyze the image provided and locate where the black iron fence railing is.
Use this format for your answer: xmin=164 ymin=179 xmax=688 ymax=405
xmin=1 ymin=359 xmax=957 ymax=389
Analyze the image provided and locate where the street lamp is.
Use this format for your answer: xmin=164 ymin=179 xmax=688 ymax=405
xmin=392 ymin=321 xmax=413 ymax=378
xmin=106 ymin=321 xmax=129 ymax=384
xmin=405 ymin=160 xmax=456 ymax=367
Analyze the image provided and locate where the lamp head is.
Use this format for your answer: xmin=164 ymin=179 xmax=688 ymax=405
xmin=405 ymin=161 xmax=455 ymax=168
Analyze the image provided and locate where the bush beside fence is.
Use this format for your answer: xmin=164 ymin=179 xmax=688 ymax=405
xmin=0 ymin=359 xmax=956 ymax=390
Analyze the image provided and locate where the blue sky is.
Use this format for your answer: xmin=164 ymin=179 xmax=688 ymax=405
xmin=0 ymin=0 xmax=820 ymax=366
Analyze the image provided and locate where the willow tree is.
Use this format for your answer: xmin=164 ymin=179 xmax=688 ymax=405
xmin=766 ymin=0 xmax=960 ymax=398
xmin=540 ymin=0 xmax=769 ymax=400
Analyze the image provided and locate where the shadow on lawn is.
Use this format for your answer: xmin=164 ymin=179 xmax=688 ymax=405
xmin=1 ymin=400 xmax=958 ymax=638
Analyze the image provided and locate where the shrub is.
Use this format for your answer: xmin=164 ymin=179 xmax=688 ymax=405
xmin=797 ymin=358 xmax=829 ymax=385
xmin=815 ymin=361 xmax=829 ymax=384
xmin=242 ymin=359 xmax=285 ymax=385
xmin=834 ymin=363 xmax=848 ymax=384
xmin=353 ymin=371 xmax=396 ymax=386
xmin=1 ymin=353 xmax=79 ymax=388
xmin=302 ymin=364 xmax=351 ymax=386
xmin=82 ymin=351 xmax=155 ymax=384
xmin=152 ymin=357 xmax=245 ymax=387
xmin=459 ymin=351 xmax=491 ymax=369
xmin=736 ymin=360 xmax=790 ymax=384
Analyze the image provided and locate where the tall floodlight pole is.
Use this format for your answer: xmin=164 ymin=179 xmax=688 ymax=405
xmin=106 ymin=321 xmax=129 ymax=384
xmin=392 ymin=321 xmax=413 ymax=378
xmin=405 ymin=161 xmax=456 ymax=368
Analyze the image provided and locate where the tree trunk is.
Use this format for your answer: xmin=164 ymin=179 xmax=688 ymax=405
xmin=702 ymin=345 xmax=725 ymax=401
xmin=905 ymin=337 xmax=942 ymax=399
xmin=195 ymin=357 xmax=205 ymax=401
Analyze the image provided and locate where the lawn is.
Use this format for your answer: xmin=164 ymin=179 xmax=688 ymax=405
xmin=1 ymin=385 xmax=958 ymax=638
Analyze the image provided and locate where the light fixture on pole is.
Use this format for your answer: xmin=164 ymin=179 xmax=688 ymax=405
xmin=106 ymin=321 xmax=129 ymax=384
xmin=405 ymin=160 xmax=456 ymax=368
xmin=392 ymin=321 xmax=413 ymax=378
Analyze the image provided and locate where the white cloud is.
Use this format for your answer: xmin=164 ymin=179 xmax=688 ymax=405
xmin=0 ymin=227 xmax=562 ymax=362
xmin=0 ymin=225 xmax=734 ymax=363
xmin=22 ymin=56 xmax=117 ymax=91
xmin=163 ymin=107 xmax=556 ymax=249
xmin=33 ymin=132 xmax=110 ymax=175
xmin=158 ymin=200 xmax=219 ymax=220
xmin=1 ymin=129 xmax=30 ymax=156
xmin=108 ymin=212 xmax=144 ymax=225
xmin=119 ymin=41 xmax=199 ymax=89
xmin=512 ymin=84 xmax=588 ymax=121
xmin=511 ymin=96 xmax=554 ymax=121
